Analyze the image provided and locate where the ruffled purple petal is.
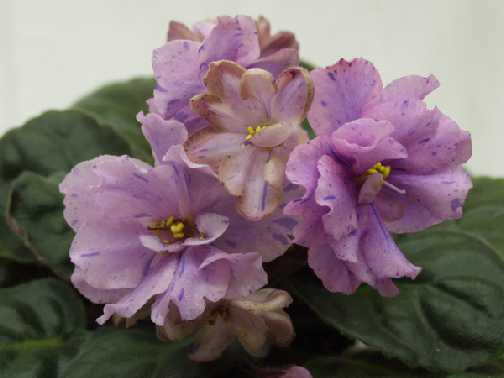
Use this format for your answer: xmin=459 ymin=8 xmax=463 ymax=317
xmin=285 ymin=136 xmax=332 ymax=198
xmin=248 ymin=48 xmax=299 ymax=78
xmin=138 ymin=112 xmax=188 ymax=164
xmin=308 ymin=243 xmax=360 ymax=294
xmin=315 ymin=155 xmax=358 ymax=244
xmin=149 ymin=39 xmax=204 ymax=135
xmin=70 ymin=222 xmax=153 ymax=290
xmin=238 ymin=150 xmax=283 ymax=220
xmin=271 ymin=67 xmax=313 ymax=125
xmin=151 ymin=246 xmax=266 ymax=323
xmin=199 ymin=16 xmax=260 ymax=74
xmin=331 ymin=119 xmax=408 ymax=175
xmin=71 ymin=268 xmax=131 ymax=304
xmin=357 ymin=205 xmax=421 ymax=284
xmin=308 ymin=58 xmax=383 ymax=136
xmin=392 ymin=112 xmax=472 ymax=174
xmin=60 ymin=155 xmax=173 ymax=229
xmin=383 ymin=167 xmax=472 ymax=233
xmin=97 ymin=254 xmax=179 ymax=324
xmin=380 ymin=74 xmax=440 ymax=103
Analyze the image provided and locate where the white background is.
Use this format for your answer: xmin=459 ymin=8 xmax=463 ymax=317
xmin=0 ymin=0 xmax=502 ymax=176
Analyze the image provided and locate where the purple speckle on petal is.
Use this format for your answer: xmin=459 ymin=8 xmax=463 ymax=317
xmin=260 ymin=183 xmax=268 ymax=211
xmin=272 ymin=233 xmax=289 ymax=246
xmin=323 ymin=195 xmax=337 ymax=201
xmin=273 ymin=217 xmax=298 ymax=229
xmin=178 ymin=288 xmax=185 ymax=301
xmin=80 ymin=251 xmax=100 ymax=258
xmin=225 ymin=240 xmax=237 ymax=248
xmin=451 ymin=198 xmax=462 ymax=212
xmin=133 ymin=173 xmax=149 ymax=183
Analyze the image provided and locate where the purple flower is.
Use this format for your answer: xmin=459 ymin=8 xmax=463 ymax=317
xmin=168 ymin=15 xmax=298 ymax=59
xmin=285 ymin=58 xmax=472 ymax=296
xmin=61 ymin=117 xmax=294 ymax=325
xmin=148 ymin=15 xmax=299 ymax=135
xmin=158 ymin=288 xmax=295 ymax=362
xmin=184 ymin=60 xmax=313 ymax=220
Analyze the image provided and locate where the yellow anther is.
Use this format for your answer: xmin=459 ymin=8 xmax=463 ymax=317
xmin=245 ymin=124 xmax=269 ymax=142
xmin=172 ymin=232 xmax=185 ymax=239
xmin=170 ymin=222 xmax=184 ymax=233
xmin=365 ymin=162 xmax=391 ymax=180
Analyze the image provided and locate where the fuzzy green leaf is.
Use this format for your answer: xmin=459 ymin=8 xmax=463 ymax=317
xmin=289 ymin=177 xmax=504 ymax=372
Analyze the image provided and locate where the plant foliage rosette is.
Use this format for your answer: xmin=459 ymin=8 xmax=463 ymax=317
xmin=1 ymin=15 xmax=503 ymax=378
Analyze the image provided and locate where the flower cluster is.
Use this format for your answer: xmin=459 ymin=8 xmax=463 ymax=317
xmin=60 ymin=15 xmax=472 ymax=363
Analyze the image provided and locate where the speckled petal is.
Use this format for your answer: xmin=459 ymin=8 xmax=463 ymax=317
xmin=380 ymin=74 xmax=440 ymax=103
xmin=240 ymin=68 xmax=276 ymax=114
xmin=218 ymin=144 xmax=255 ymax=196
xmin=71 ymin=267 xmax=131 ymax=304
xmin=248 ymin=48 xmax=299 ymax=78
xmin=200 ymin=251 xmax=267 ymax=299
xmin=308 ymin=243 xmax=360 ymax=294
xmin=392 ymin=112 xmax=472 ymax=174
xmin=60 ymin=155 xmax=172 ymax=229
xmin=69 ymin=222 xmax=153 ymax=290
xmin=285 ymin=136 xmax=332 ymax=198
xmin=151 ymin=246 xmax=266 ymax=323
xmin=363 ymin=99 xmax=438 ymax=147
xmin=271 ymin=67 xmax=313 ymax=125
xmin=138 ymin=112 xmax=188 ymax=164
xmin=315 ymin=155 xmax=358 ymax=243
xmin=167 ymin=20 xmax=201 ymax=41
xmin=97 ymin=254 xmax=179 ymax=324
xmin=251 ymin=122 xmax=293 ymax=148
xmin=151 ymin=247 xmax=231 ymax=323
xmin=185 ymin=129 xmax=245 ymax=164
xmin=199 ymin=16 xmax=260 ymax=73
xmin=238 ymin=150 xmax=283 ymax=220
xmin=213 ymin=184 xmax=297 ymax=262
xmin=260 ymin=32 xmax=299 ymax=57
xmin=357 ymin=205 xmax=421 ymax=283
xmin=383 ymin=167 xmax=472 ymax=233
xmin=331 ymin=118 xmax=408 ymax=175
xmin=149 ymin=40 xmax=203 ymax=129
xmin=308 ymin=58 xmax=383 ymax=136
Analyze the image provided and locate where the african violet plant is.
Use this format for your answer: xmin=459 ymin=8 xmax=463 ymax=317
xmin=1 ymin=15 xmax=503 ymax=378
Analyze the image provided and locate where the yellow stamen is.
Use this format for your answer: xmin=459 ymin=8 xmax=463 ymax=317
xmin=148 ymin=217 xmax=189 ymax=242
xmin=245 ymin=124 xmax=268 ymax=141
xmin=364 ymin=162 xmax=391 ymax=180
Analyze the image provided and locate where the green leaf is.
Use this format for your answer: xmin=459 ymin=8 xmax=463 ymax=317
xmin=302 ymin=119 xmax=315 ymax=139
xmin=306 ymin=352 xmax=504 ymax=378
xmin=289 ymin=177 xmax=504 ymax=372
xmin=72 ymin=77 xmax=155 ymax=162
xmin=0 ymin=279 xmax=86 ymax=377
xmin=306 ymin=352 xmax=435 ymax=378
xmin=300 ymin=59 xmax=316 ymax=71
xmin=0 ymin=279 xmax=245 ymax=378
xmin=6 ymin=172 xmax=72 ymax=279
xmin=0 ymin=110 xmax=132 ymax=264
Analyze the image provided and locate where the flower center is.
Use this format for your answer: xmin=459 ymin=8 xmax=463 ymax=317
xmin=363 ymin=162 xmax=391 ymax=180
xmin=148 ymin=216 xmax=193 ymax=244
xmin=245 ymin=123 xmax=269 ymax=141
